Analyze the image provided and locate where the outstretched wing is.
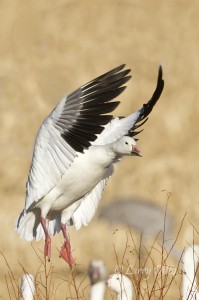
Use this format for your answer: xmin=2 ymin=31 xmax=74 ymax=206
xmin=93 ymin=66 xmax=164 ymax=146
xmin=25 ymin=65 xmax=131 ymax=210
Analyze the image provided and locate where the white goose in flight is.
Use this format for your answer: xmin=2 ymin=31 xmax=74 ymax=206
xmin=16 ymin=64 xmax=164 ymax=267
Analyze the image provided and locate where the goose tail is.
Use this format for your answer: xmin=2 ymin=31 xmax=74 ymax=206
xmin=15 ymin=209 xmax=62 ymax=241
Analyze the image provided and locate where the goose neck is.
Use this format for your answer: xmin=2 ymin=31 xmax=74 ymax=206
xmin=90 ymin=281 xmax=106 ymax=300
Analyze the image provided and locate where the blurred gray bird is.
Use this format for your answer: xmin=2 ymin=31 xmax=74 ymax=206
xmin=99 ymin=197 xmax=182 ymax=260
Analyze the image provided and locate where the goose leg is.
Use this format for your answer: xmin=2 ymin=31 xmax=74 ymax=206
xmin=41 ymin=217 xmax=51 ymax=261
xmin=59 ymin=223 xmax=75 ymax=268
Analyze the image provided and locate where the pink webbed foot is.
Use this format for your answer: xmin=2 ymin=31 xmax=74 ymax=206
xmin=60 ymin=223 xmax=76 ymax=268
xmin=59 ymin=241 xmax=76 ymax=268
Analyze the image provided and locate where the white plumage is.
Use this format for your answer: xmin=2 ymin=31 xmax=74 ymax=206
xmin=107 ymin=273 xmax=133 ymax=300
xmin=182 ymin=245 xmax=199 ymax=300
xmin=16 ymin=64 xmax=164 ymax=266
xmin=20 ymin=274 xmax=35 ymax=300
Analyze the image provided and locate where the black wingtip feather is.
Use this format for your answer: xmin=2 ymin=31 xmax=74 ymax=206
xmin=129 ymin=129 xmax=144 ymax=137
xmin=82 ymin=85 xmax=127 ymax=104
xmin=81 ymin=101 xmax=120 ymax=115
xmin=59 ymin=64 xmax=131 ymax=153
xmin=82 ymin=64 xmax=127 ymax=91
xmin=158 ymin=65 xmax=163 ymax=81
xmin=128 ymin=65 xmax=164 ymax=138
xmin=140 ymin=65 xmax=164 ymax=121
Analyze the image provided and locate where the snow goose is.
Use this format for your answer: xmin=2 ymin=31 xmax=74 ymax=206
xmin=20 ymin=273 xmax=35 ymax=300
xmin=107 ymin=273 xmax=133 ymax=300
xmin=88 ymin=260 xmax=107 ymax=300
xmin=16 ymin=64 xmax=164 ymax=268
xmin=182 ymin=245 xmax=199 ymax=300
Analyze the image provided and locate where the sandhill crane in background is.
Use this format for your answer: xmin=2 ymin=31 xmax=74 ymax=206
xmin=182 ymin=245 xmax=199 ymax=300
xmin=20 ymin=273 xmax=35 ymax=300
xmin=88 ymin=260 xmax=107 ymax=300
xmin=99 ymin=197 xmax=182 ymax=260
xmin=107 ymin=273 xmax=133 ymax=300
xmin=16 ymin=65 xmax=164 ymax=268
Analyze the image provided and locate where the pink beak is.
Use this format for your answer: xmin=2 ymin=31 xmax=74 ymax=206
xmin=131 ymin=145 xmax=142 ymax=157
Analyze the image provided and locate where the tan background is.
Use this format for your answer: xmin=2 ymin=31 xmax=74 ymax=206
xmin=0 ymin=0 xmax=199 ymax=298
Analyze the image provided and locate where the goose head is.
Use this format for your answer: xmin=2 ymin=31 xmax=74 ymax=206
xmin=88 ymin=260 xmax=107 ymax=300
xmin=88 ymin=260 xmax=108 ymax=285
xmin=106 ymin=273 xmax=133 ymax=299
xmin=112 ymin=136 xmax=142 ymax=157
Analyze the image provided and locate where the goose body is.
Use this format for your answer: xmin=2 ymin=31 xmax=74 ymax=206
xmin=16 ymin=64 xmax=164 ymax=266
xmin=39 ymin=142 xmax=128 ymax=213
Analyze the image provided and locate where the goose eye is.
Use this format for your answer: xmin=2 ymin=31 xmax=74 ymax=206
xmin=125 ymin=142 xmax=128 ymax=145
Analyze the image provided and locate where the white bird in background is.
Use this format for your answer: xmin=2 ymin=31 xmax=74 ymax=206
xmin=107 ymin=273 xmax=133 ymax=300
xmin=182 ymin=245 xmax=199 ymax=300
xmin=16 ymin=64 xmax=164 ymax=268
xmin=20 ymin=273 xmax=35 ymax=300
xmin=88 ymin=260 xmax=107 ymax=300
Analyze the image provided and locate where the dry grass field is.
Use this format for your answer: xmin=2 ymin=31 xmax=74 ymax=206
xmin=0 ymin=0 xmax=199 ymax=298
